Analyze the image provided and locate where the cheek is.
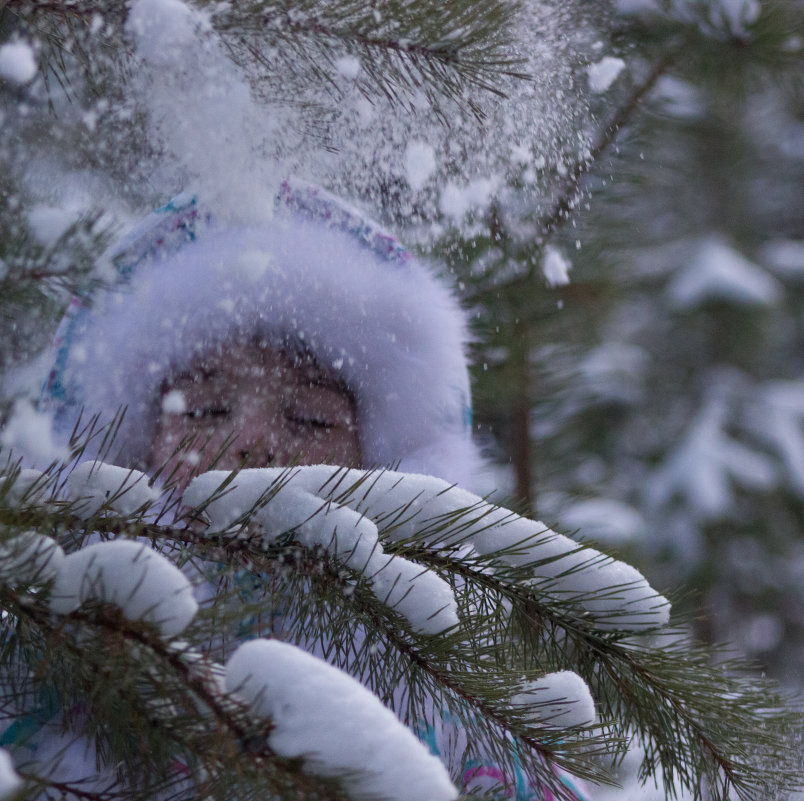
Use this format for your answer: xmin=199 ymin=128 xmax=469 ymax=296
xmin=147 ymin=415 xmax=228 ymax=473
xmin=148 ymin=417 xmax=183 ymax=465
xmin=290 ymin=425 xmax=362 ymax=466
xmin=236 ymin=413 xmax=284 ymax=449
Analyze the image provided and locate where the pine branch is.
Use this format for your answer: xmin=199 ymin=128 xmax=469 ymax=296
xmin=535 ymin=49 xmax=676 ymax=241
xmin=214 ymin=0 xmax=527 ymax=118
xmin=400 ymin=543 xmax=799 ymax=801
xmin=0 ymin=198 xmax=112 ymax=325
xmin=16 ymin=776 xmax=119 ymax=801
xmin=4 ymin=0 xmax=528 ymax=123
xmin=2 ymin=454 xmax=801 ymax=800
xmin=0 ymin=495 xmax=772 ymax=798
xmin=2 ymin=584 xmax=358 ymax=801
xmin=0 ymin=489 xmax=609 ymax=796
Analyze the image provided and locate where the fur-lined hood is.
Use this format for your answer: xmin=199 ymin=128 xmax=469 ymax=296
xmin=43 ymin=182 xmax=482 ymax=486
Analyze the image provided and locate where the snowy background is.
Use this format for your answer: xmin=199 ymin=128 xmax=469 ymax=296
xmin=2 ymin=0 xmax=802 ymax=686
xmin=1 ymin=0 xmax=803 ymax=796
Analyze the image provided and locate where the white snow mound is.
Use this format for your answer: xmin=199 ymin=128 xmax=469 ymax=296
xmin=48 ymin=540 xmax=197 ymax=637
xmin=188 ymin=466 xmax=670 ymax=632
xmin=66 ymin=461 xmax=160 ymax=518
xmin=0 ymin=468 xmax=53 ymax=505
xmin=0 ymin=532 xmax=65 ymax=586
xmin=185 ymin=469 xmax=458 ymax=634
xmin=225 ymin=639 xmax=458 ymax=801
xmin=511 ymin=671 xmax=596 ymax=728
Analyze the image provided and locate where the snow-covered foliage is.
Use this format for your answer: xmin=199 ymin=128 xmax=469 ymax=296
xmin=667 ymin=236 xmax=781 ymax=309
xmin=187 ymin=466 xmax=669 ymax=632
xmin=746 ymin=380 xmax=804 ymax=494
xmin=48 ymin=540 xmax=198 ymax=637
xmin=0 ymin=468 xmax=54 ymax=506
xmin=615 ymin=0 xmax=761 ymax=39
xmin=225 ymin=639 xmax=458 ymax=801
xmin=560 ymin=498 xmax=644 ymax=545
xmin=510 ymin=0 xmax=804 ymax=699
xmin=644 ymin=385 xmax=776 ymax=520
xmin=185 ymin=469 xmax=459 ymax=635
xmin=66 ymin=461 xmax=161 ymax=518
xmin=762 ymin=239 xmax=804 ymax=279
xmin=511 ymin=671 xmax=596 ymax=728
xmin=0 ymin=532 xmax=64 ymax=586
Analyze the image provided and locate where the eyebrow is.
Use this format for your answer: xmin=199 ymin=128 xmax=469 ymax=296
xmin=295 ymin=369 xmax=356 ymax=402
xmin=169 ymin=366 xmax=216 ymax=384
xmin=306 ymin=372 xmax=343 ymax=390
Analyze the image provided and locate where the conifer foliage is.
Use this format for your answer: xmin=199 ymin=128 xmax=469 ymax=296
xmin=0 ymin=1 xmax=801 ymax=800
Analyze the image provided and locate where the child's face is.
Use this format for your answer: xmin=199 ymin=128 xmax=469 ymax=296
xmin=147 ymin=341 xmax=361 ymax=486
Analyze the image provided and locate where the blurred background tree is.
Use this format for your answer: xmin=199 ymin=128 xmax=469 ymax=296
xmin=459 ymin=0 xmax=804 ymax=689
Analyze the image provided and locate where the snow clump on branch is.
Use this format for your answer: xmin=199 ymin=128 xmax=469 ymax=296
xmin=66 ymin=461 xmax=161 ymax=518
xmin=511 ymin=671 xmax=596 ymax=728
xmin=184 ymin=469 xmax=459 ymax=635
xmin=0 ymin=532 xmax=64 ymax=587
xmin=225 ymin=639 xmax=458 ymax=801
xmin=48 ymin=540 xmax=197 ymax=637
xmin=185 ymin=466 xmax=670 ymax=632
xmin=0 ymin=468 xmax=55 ymax=506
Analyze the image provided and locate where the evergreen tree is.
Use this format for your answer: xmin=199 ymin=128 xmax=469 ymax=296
xmin=460 ymin=0 xmax=804 ymax=687
xmin=0 ymin=2 xmax=801 ymax=800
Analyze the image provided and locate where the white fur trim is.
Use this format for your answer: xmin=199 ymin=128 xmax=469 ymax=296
xmin=59 ymin=214 xmax=482 ymax=486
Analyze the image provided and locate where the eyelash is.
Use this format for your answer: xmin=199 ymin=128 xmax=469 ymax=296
xmin=286 ymin=414 xmax=335 ymax=430
xmin=184 ymin=407 xmax=231 ymax=419
xmin=180 ymin=408 xmax=334 ymax=428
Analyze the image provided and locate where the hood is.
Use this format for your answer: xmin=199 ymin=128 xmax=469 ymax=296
xmin=42 ymin=181 xmax=482 ymax=487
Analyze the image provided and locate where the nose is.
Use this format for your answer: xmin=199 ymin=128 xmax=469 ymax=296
xmin=231 ymin=400 xmax=281 ymax=468
xmin=238 ymin=449 xmax=274 ymax=466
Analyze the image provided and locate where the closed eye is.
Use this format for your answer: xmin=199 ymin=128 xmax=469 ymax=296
xmin=286 ymin=414 xmax=335 ymax=430
xmin=184 ymin=406 xmax=231 ymax=419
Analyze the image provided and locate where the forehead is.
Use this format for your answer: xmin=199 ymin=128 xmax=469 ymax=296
xmin=167 ymin=339 xmax=346 ymax=393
